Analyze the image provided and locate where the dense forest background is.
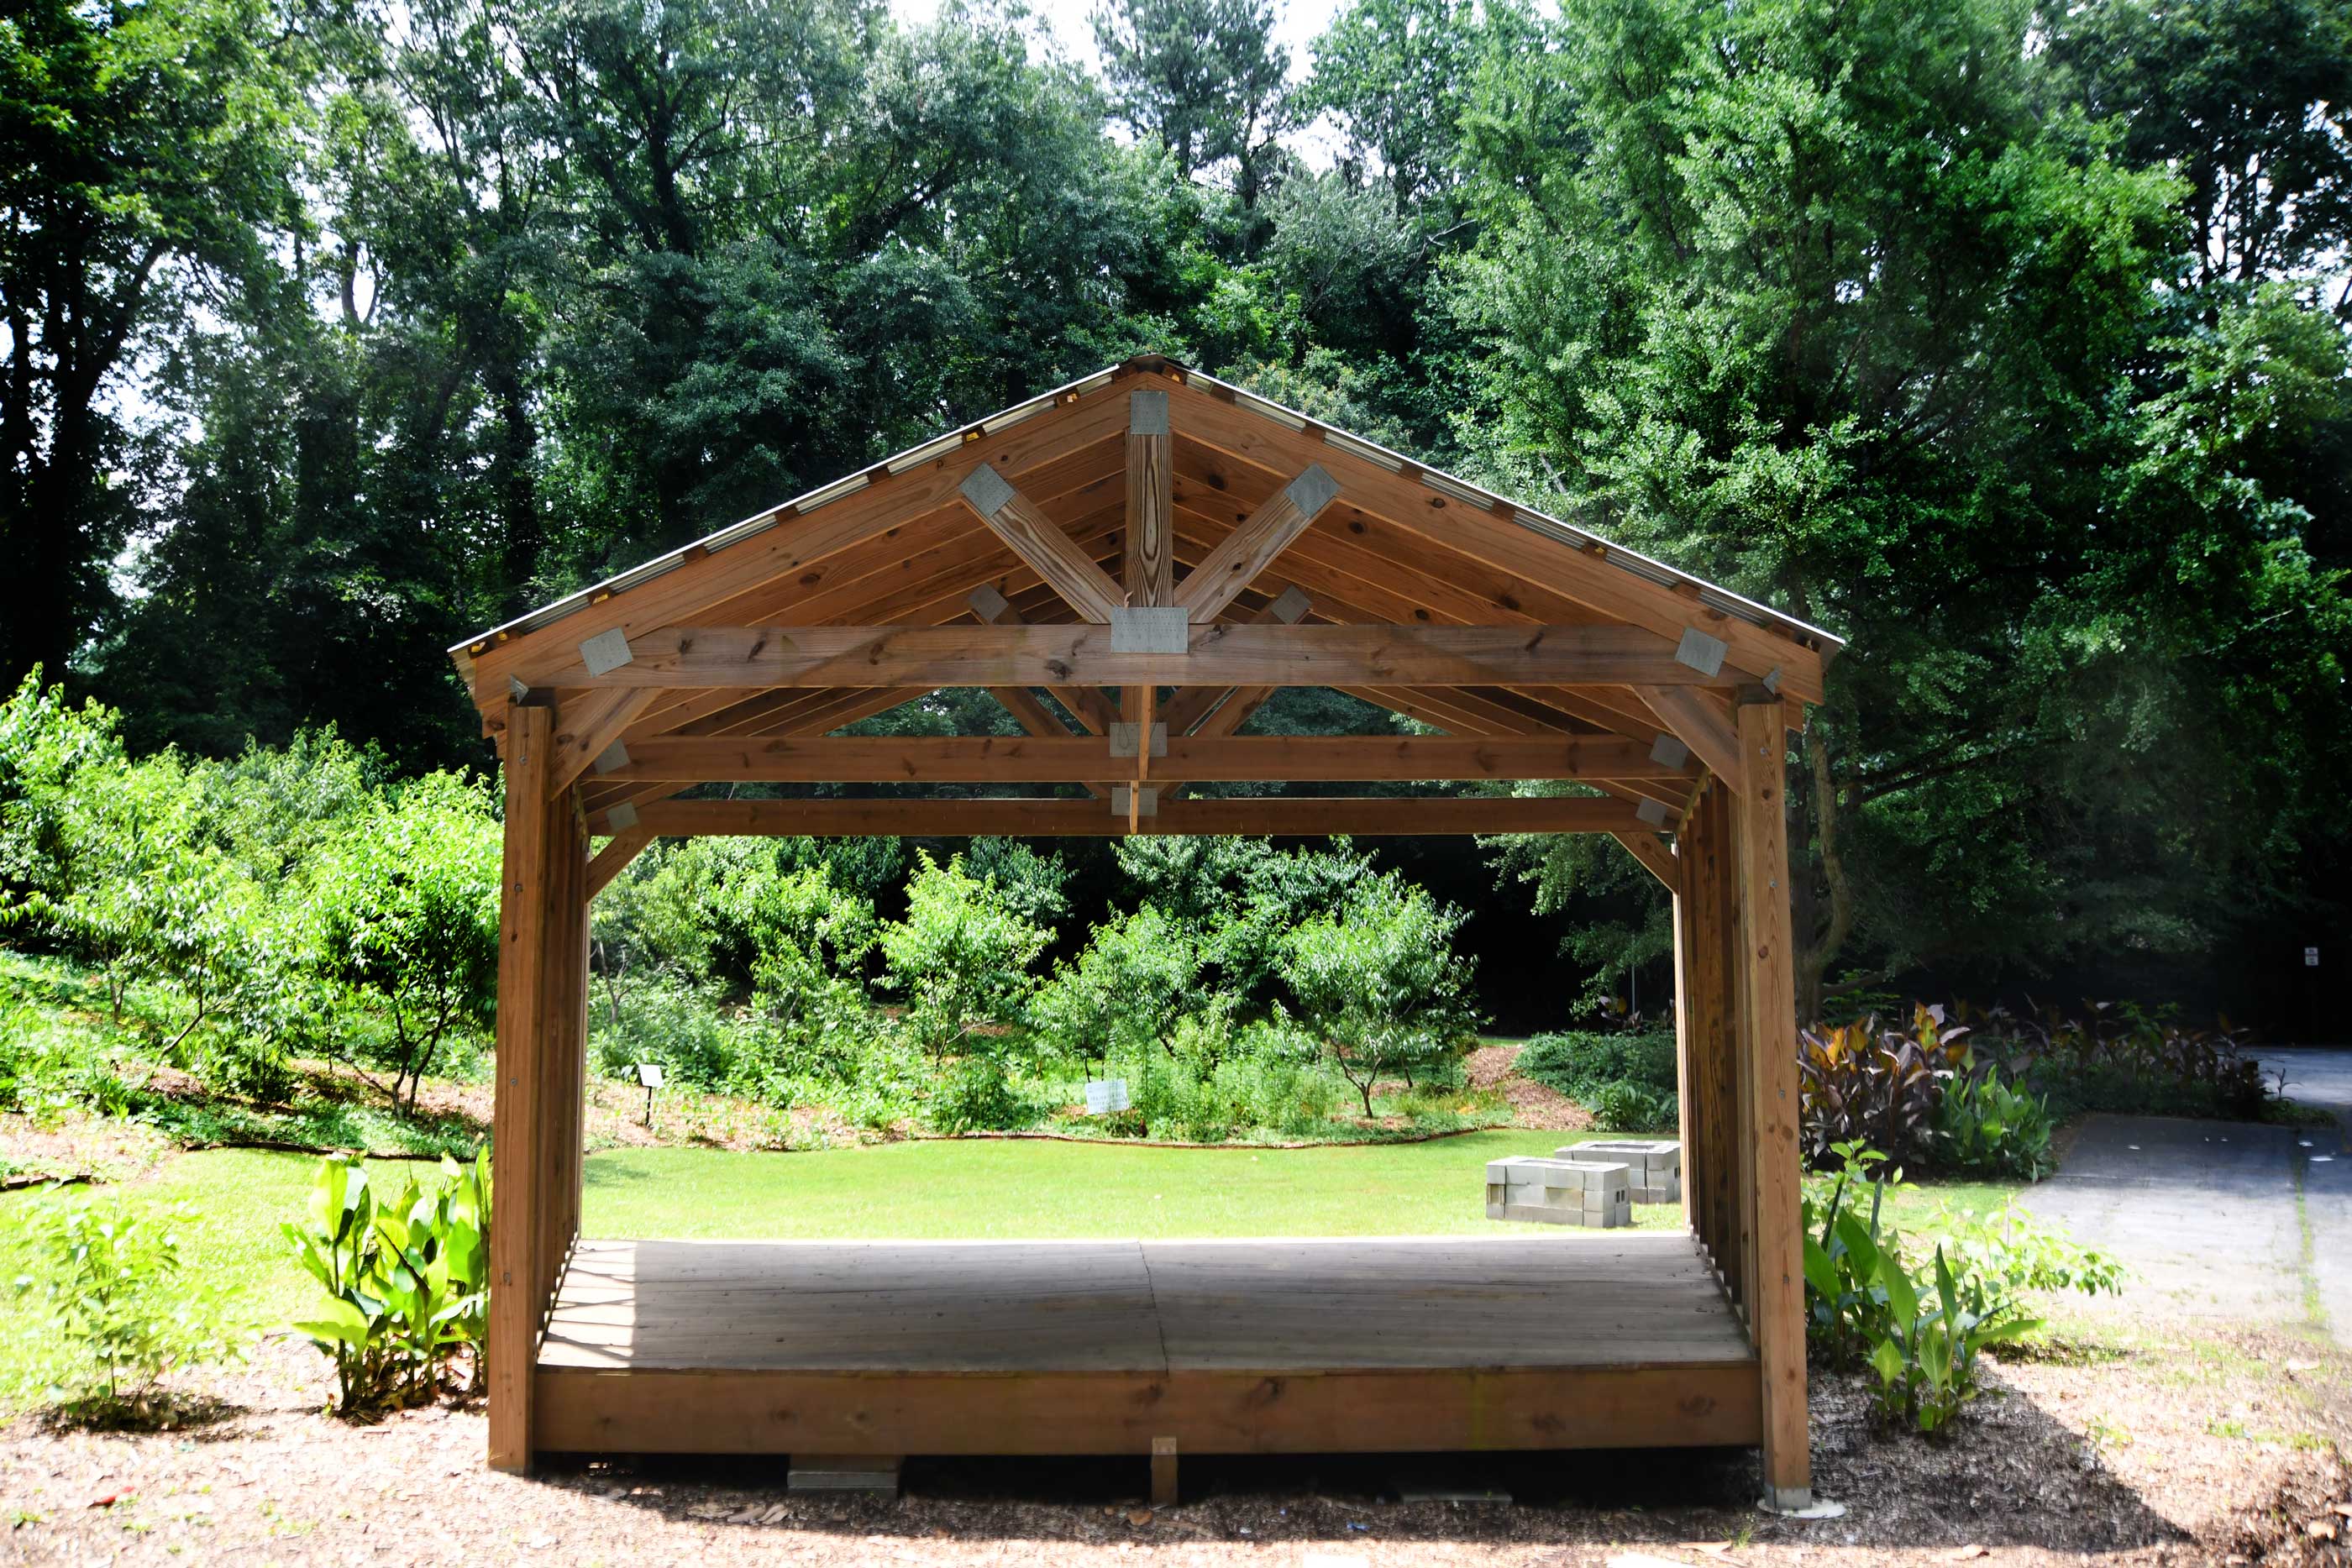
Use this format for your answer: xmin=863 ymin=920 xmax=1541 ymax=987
xmin=3 ymin=0 xmax=2349 ymax=1033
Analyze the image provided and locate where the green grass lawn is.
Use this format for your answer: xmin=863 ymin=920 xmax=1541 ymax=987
xmin=580 ymin=1130 xmax=1688 ymax=1240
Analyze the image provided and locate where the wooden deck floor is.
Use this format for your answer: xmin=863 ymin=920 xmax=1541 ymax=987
xmin=533 ymin=1233 xmax=1760 ymax=1458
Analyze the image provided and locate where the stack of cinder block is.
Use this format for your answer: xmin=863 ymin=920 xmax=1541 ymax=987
xmin=1567 ymin=1140 xmax=1681 ymax=1204
xmin=1483 ymin=1156 xmax=1631 ymax=1228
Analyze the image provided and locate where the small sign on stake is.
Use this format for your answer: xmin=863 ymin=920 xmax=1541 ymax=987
xmin=1084 ymin=1078 xmax=1131 ymax=1116
xmin=633 ymin=1061 xmax=665 ymax=1126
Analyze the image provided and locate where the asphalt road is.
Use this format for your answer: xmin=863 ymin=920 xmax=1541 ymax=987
xmin=2018 ymin=1046 xmax=2352 ymax=1344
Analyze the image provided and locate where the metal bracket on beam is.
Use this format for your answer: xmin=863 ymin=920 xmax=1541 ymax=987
xmin=959 ymin=463 xmax=1016 ymax=519
xmin=968 ymin=585 xmax=1011 ymax=622
xmin=1268 ymin=585 xmax=1311 ymax=623
xmin=592 ymin=741 xmax=631 ymax=776
xmin=1110 ymin=606 xmax=1189 ymax=653
xmin=1111 ymin=785 xmax=1159 ymax=818
xmin=1284 ymin=464 xmax=1340 ymax=521
xmin=1650 ymin=733 xmax=1691 ymax=770
xmin=508 ymin=676 xmax=531 ymax=705
xmin=1761 ymin=666 xmax=1782 ymax=695
xmin=579 ymin=628 xmax=635 ymax=678
xmin=1674 ymin=627 xmax=1728 ymax=678
xmin=606 ymin=801 xmax=640 ymax=831
xmin=1110 ymin=722 xmax=1168 ymax=759
xmin=1636 ymin=798 xmax=1671 ymax=828
xmin=1129 ymin=390 xmax=1168 ymax=434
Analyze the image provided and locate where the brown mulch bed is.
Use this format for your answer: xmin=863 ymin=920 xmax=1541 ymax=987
xmin=1469 ymin=1043 xmax=1594 ymax=1134
xmin=9 ymin=1324 xmax=2341 ymax=1565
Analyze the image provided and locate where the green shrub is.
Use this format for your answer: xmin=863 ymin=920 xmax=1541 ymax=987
xmin=1930 ymin=1198 xmax=2126 ymax=1304
xmin=1593 ymin=1079 xmax=1679 ymax=1131
xmin=591 ymin=968 xmax=747 ymax=1090
xmin=927 ymin=1055 xmax=1042 ymax=1135
xmin=282 ymin=1153 xmax=491 ymax=1414
xmin=1935 ymin=1064 xmax=2055 ymax=1179
xmin=1516 ymin=1030 xmax=1677 ymax=1104
xmin=9 ymin=1192 xmax=245 ymax=1421
xmin=1802 ymin=1141 xmax=2118 ymax=1432
xmin=1982 ymin=1001 xmax=2266 ymax=1121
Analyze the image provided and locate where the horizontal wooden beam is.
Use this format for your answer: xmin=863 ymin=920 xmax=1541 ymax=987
xmin=514 ymin=623 xmax=1735 ymax=692
xmin=601 ymin=734 xmax=1697 ymax=785
xmin=617 ymin=794 xmax=1649 ymax=838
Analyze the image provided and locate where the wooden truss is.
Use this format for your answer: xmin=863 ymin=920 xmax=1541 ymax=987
xmin=454 ymin=357 xmax=1838 ymax=1509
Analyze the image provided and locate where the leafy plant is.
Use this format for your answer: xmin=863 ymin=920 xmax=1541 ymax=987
xmin=1866 ymin=1245 xmax=2041 ymax=1433
xmin=1797 ymin=1004 xmax=1968 ymax=1169
xmin=1593 ymin=1079 xmax=1678 ymax=1131
xmin=9 ymin=1192 xmax=244 ymax=1421
xmin=1979 ymin=999 xmax=2267 ymax=1121
xmin=1799 ymin=1141 xmax=1904 ymax=1367
xmin=1930 ymin=1198 xmax=2125 ymax=1307
xmin=282 ymin=1153 xmax=491 ymax=1414
xmin=1030 ymin=904 xmax=1205 ymax=1078
xmin=1935 ymin=1062 xmax=2055 ymax=1179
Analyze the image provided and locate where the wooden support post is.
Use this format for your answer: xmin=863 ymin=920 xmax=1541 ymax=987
xmin=488 ymin=704 xmax=554 ymax=1471
xmin=539 ymin=801 xmax=589 ymax=1305
xmin=1151 ymin=1435 xmax=1179 ymax=1508
xmin=1732 ymin=694 xmax=1809 ymax=1508
xmin=1670 ymin=839 xmax=1696 ymax=1235
xmin=1123 ymin=390 xmax=1172 ymax=782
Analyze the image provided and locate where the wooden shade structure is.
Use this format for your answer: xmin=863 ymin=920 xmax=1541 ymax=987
xmin=451 ymin=356 xmax=1840 ymax=1508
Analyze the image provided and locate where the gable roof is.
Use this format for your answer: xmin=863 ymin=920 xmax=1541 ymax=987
xmin=449 ymin=354 xmax=1840 ymax=822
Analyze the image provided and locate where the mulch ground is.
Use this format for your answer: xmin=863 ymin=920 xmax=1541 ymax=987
xmin=1468 ymin=1045 xmax=1594 ymax=1134
xmin=6 ymin=1327 xmax=2345 ymax=1565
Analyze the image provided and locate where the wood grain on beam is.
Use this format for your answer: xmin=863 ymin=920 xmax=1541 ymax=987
xmin=1643 ymin=685 xmax=1740 ymax=781
xmin=585 ymin=827 xmax=656 ymax=900
xmin=619 ymin=794 xmax=1647 ymax=839
xmin=521 ymin=622 xmax=1725 ymax=692
xmin=1611 ymin=830 xmax=1678 ymax=892
xmin=600 ymin=733 xmax=1696 ymax=784
xmin=1172 ymin=466 xmax=1336 ymax=623
xmin=549 ymin=689 xmax=657 ymax=797
xmin=959 ymin=463 xmax=1126 ymax=623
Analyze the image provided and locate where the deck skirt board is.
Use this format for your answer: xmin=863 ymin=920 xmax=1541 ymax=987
xmin=533 ymin=1233 xmax=1761 ymax=1456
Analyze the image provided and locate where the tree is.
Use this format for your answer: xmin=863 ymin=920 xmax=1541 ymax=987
xmin=1093 ymin=0 xmax=1293 ymax=212
xmin=1278 ymin=872 xmax=1479 ymax=1115
xmin=2046 ymin=0 xmax=2352 ymax=298
xmin=877 ymin=851 xmax=1053 ymax=1060
xmin=0 ymin=0 xmax=305 ymax=688
xmin=1031 ymin=905 xmax=1202 ymax=1077
xmin=1305 ymin=0 xmax=1499 ymax=216
xmin=1446 ymin=0 xmax=2336 ymax=1015
xmin=309 ymin=774 xmax=501 ymax=1108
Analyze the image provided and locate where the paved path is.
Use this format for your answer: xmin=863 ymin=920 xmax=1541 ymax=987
xmin=2019 ymin=1047 xmax=2352 ymax=1342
